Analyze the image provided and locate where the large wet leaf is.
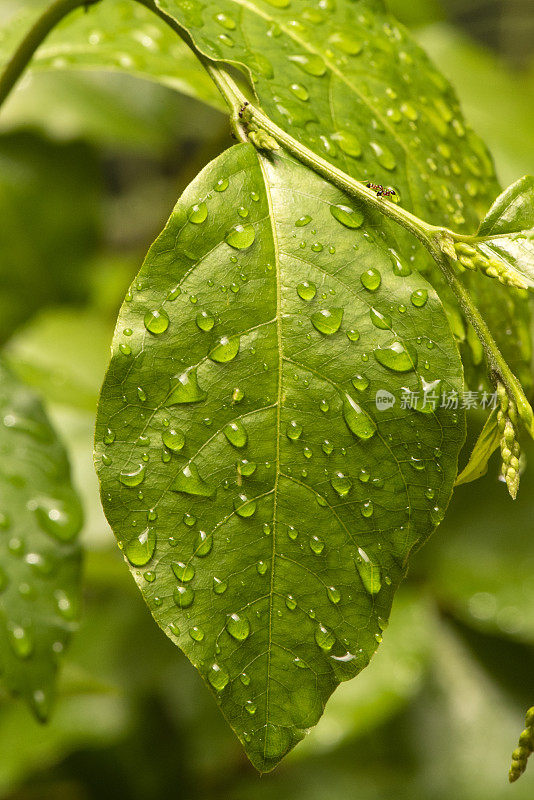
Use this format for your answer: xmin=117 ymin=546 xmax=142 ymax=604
xmin=0 ymin=0 xmax=221 ymax=109
xmin=0 ymin=361 xmax=83 ymax=720
xmin=152 ymin=0 xmax=531 ymax=389
xmin=95 ymin=142 xmax=465 ymax=770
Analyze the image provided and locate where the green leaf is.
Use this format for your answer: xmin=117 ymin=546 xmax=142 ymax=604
xmin=469 ymin=176 xmax=534 ymax=290
xmin=153 ymin=0 xmax=531 ymax=389
xmin=0 ymin=0 xmax=221 ymax=110
xmin=455 ymin=408 xmax=500 ymax=487
xmin=95 ymin=142 xmax=465 ymax=770
xmin=0 ymin=360 xmax=83 ymax=720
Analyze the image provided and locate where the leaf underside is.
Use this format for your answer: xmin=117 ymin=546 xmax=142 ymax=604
xmin=0 ymin=362 xmax=82 ymax=720
xmin=95 ymin=142 xmax=465 ymax=770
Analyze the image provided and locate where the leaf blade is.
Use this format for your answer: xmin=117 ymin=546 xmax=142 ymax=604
xmin=95 ymin=142 xmax=465 ymax=769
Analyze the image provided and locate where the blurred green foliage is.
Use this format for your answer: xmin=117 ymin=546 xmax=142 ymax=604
xmin=0 ymin=0 xmax=533 ymax=797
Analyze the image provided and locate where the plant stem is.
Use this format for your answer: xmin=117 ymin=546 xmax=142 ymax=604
xmin=0 ymin=0 xmax=102 ymax=109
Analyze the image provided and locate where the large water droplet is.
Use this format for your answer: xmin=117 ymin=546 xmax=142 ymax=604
xmin=209 ymin=335 xmax=240 ymax=363
xmin=288 ymin=53 xmax=326 ymax=76
xmin=360 ymin=268 xmax=381 ymax=292
xmin=370 ymin=142 xmax=397 ymax=171
xmin=297 ymin=280 xmax=316 ymax=300
xmin=330 ymin=204 xmax=364 ymax=229
xmin=309 ymin=535 xmax=325 ymax=554
xmin=194 ymin=530 xmax=213 ymax=556
xmin=224 ymin=420 xmax=248 ymax=448
xmin=208 ymin=663 xmax=229 ymax=691
xmin=188 ymin=201 xmax=208 ymax=224
xmin=166 ymin=368 xmax=207 ymax=405
xmin=226 ymin=612 xmax=251 ymax=641
xmin=162 ymin=428 xmax=185 ymax=452
xmin=171 ymin=463 xmax=215 ymax=497
xmin=370 ymin=307 xmax=392 ymax=329
xmin=125 ymin=528 xmax=156 ymax=566
xmin=411 ymin=289 xmax=428 ymax=307
xmin=172 ymin=561 xmax=195 ymax=582
xmin=315 ymin=623 xmax=335 ymax=652
xmin=331 ymin=130 xmax=362 ymax=157
xmin=355 ymin=547 xmax=382 ymax=595
xmin=119 ymin=463 xmax=146 ymax=487
xmin=311 ymin=307 xmax=343 ymax=335
xmin=233 ymin=494 xmax=257 ymax=517
xmin=238 ymin=459 xmax=256 ymax=477
xmin=330 ymin=472 xmax=352 ymax=497
xmin=174 ymin=584 xmax=195 ymax=608
xmin=144 ymin=308 xmax=170 ymax=335
xmin=352 ymin=374 xmax=369 ymax=392
xmin=374 ymin=341 xmax=418 ymax=372
xmin=225 ymin=223 xmax=255 ymax=249
xmin=342 ymin=394 xmax=376 ymax=440
xmin=196 ymin=310 xmax=215 ymax=331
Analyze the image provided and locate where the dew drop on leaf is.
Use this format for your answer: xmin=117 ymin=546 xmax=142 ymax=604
xmin=196 ymin=310 xmax=215 ymax=331
xmin=144 ymin=308 xmax=170 ymax=335
xmin=331 ymin=130 xmax=362 ymax=158
xmin=125 ymin=528 xmax=156 ymax=567
xmin=171 ymin=464 xmax=215 ymax=497
xmin=224 ymin=420 xmax=248 ymax=448
xmin=188 ymin=201 xmax=208 ymax=223
xmin=315 ymin=623 xmax=335 ymax=652
xmin=226 ymin=612 xmax=251 ymax=641
xmin=286 ymin=420 xmax=303 ymax=440
xmin=330 ymin=204 xmax=364 ymax=229
xmin=342 ymin=394 xmax=376 ymax=440
xmin=213 ymin=576 xmax=228 ymax=594
xmin=330 ymin=472 xmax=353 ymax=497
xmin=172 ymin=561 xmax=195 ymax=582
xmin=233 ymin=494 xmax=257 ymax=517
xmin=208 ymin=663 xmax=229 ymax=692
xmin=225 ymin=223 xmax=255 ymax=249
xmin=166 ymin=368 xmax=207 ymax=405
xmin=288 ymin=53 xmax=326 ymax=76
xmin=119 ymin=463 xmax=146 ymax=487
xmin=209 ymin=335 xmax=240 ymax=363
xmin=355 ymin=547 xmax=381 ymax=595
xmin=360 ymin=268 xmax=382 ymax=292
xmin=374 ymin=341 xmax=418 ymax=372
xmin=161 ymin=428 xmax=185 ymax=453
xmin=411 ymin=289 xmax=428 ymax=307
xmin=194 ymin=530 xmax=213 ymax=556
xmin=173 ymin=584 xmax=195 ymax=608
xmin=311 ymin=307 xmax=343 ymax=334
xmin=370 ymin=307 xmax=392 ymax=329
xmin=297 ymin=280 xmax=316 ymax=300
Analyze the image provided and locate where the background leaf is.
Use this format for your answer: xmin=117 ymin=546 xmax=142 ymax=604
xmin=0 ymin=360 xmax=83 ymax=720
xmin=95 ymin=141 xmax=465 ymax=770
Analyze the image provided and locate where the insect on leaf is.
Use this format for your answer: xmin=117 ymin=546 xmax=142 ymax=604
xmin=95 ymin=142 xmax=465 ymax=770
xmin=0 ymin=361 xmax=83 ymax=720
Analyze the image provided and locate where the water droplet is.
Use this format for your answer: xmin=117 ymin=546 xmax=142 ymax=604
xmin=309 ymin=535 xmax=325 ymax=554
xmin=374 ymin=341 xmax=418 ymax=372
xmin=225 ymin=223 xmax=255 ymax=249
xmin=238 ymin=459 xmax=256 ymax=477
xmin=257 ymin=560 xmax=268 ymax=575
xmin=311 ymin=307 xmax=343 ymax=335
xmin=355 ymin=547 xmax=381 ymax=594
xmin=360 ymin=268 xmax=381 ymax=292
xmin=295 ymin=215 xmax=312 ymax=227
xmin=162 ymin=428 xmax=185 ymax=452
xmin=327 ymin=586 xmax=341 ymax=604
xmin=297 ymin=281 xmax=316 ymax=300
xmin=370 ymin=307 xmax=392 ymax=329
xmin=288 ymin=53 xmax=326 ymax=76
xmin=209 ymin=335 xmax=240 ymax=363
xmin=351 ymin=374 xmax=369 ymax=392
xmin=174 ymin=584 xmax=195 ymax=608
xmin=329 ymin=31 xmax=362 ymax=55
xmin=119 ymin=463 xmax=146 ymax=487
xmin=183 ymin=514 xmax=196 ymax=527
xmin=125 ymin=528 xmax=156 ymax=566
xmin=331 ymin=130 xmax=362 ymax=157
xmin=172 ymin=561 xmax=195 ymax=582
xmin=411 ymin=289 xmax=428 ymax=307
xmin=207 ymin=663 xmax=229 ymax=691
xmin=370 ymin=141 xmax=397 ymax=170
xmin=166 ymin=368 xmax=207 ymax=404
xmin=330 ymin=204 xmax=363 ymax=228
xmin=389 ymin=248 xmax=411 ymax=277
xmin=361 ymin=500 xmax=374 ymax=517
xmin=343 ymin=394 xmax=376 ymax=440
xmin=214 ymin=11 xmax=236 ymax=29
xmin=215 ymin=177 xmax=229 ymax=192
xmin=226 ymin=612 xmax=250 ymax=641
xmin=189 ymin=626 xmax=204 ymax=641
xmin=286 ymin=595 xmax=297 ymax=610
xmin=347 ymin=329 xmax=360 ymax=342
xmin=223 ymin=420 xmax=248 ymax=448
xmin=290 ymin=82 xmax=309 ymax=101
xmin=330 ymin=472 xmax=352 ymax=497
xmin=322 ymin=440 xmax=333 ymax=455
xmin=233 ymin=494 xmax=257 ymax=517
xmin=32 ymin=498 xmax=80 ymax=542
xmin=8 ymin=624 xmax=33 ymax=659
xmin=171 ymin=463 xmax=215 ymax=497
xmin=188 ymin=201 xmax=208 ymax=224
xmin=196 ymin=310 xmax=215 ymax=331
xmin=245 ymin=700 xmax=257 ymax=715
xmin=286 ymin=420 xmax=303 ymax=440
xmin=315 ymin=623 xmax=335 ymax=652
xmin=213 ymin=576 xmax=228 ymax=594
xmin=144 ymin=308 xmax=170 ymax=335
xmin=104 ymin=427 xmax=115 ymax=445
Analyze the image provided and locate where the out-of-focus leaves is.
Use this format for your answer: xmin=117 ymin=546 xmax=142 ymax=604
xmin=0 ymin=0 xmax=221 ymax=110
xmin=0 ymin=130 xmax=102 ymax=344
xmin=0 ymin=361 xmax=83 ymax=721
xmin=455 ymin=409 xmax=500 ymax=486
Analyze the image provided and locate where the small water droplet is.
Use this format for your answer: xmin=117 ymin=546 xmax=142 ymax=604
xmin=119 ymin=463 xmax=146 ymax=487
xmin=370 ymin=141 xmax=397 ymax=170
xmin=166 ymin=368 xmax=207 ymax=405
xmin=297 ymin=281 xmax=317 ymax=300
xmin=286 ymin=595 xmax=297 ymax=610
xmin=309 ymin=535 xmax=325 ymax=554
xmin=174 ymin=584 xmax=195 ymax=608
xmin=286 ymin=420 xmax=303 ymax=440
xmin=330 ymin=472 xmax=352 ymax=497
xmin=327 ymin=586 xmax=341 ymax=604
xmin=225 ymin=223 xmax=255 ymax=249
xmin=315 ymin=623 xmax=335 ymax=652
xmin=331 ymin=130 xmax=362 ymax=157
xmin=343 ymin=394 xmax=376 ymax=440
xmin=226 ymin=612 xmax=250 ymax=641
xmin=233 ymin=494 xmax=257 ymax=517
xmin=172 ymin=561 xmax=195 ymax=582
xmin=288 ymin=53 xmax=326 ymax=76
xmin=311 ymin=307 xmax=343 ymax=335
xmin=188 ymin=201 xmax=208 ymax=224
xmin=224 ymin=420 xmax=248 ymax=448
xmin=196 ymin=310 xmax=215 ymax=331
xmin=144 ymin=308 xmax=170 ymax=335
xmin=208 ymin=663 xmax=229 ymax=691
xmin=355 ymin=547 xmax=381 ymax=595
xmin=213 ymin=576 xmax=228 ymax=594
xmin=162 ymin=428 xmax=185 ymax=452
xmin=360 ymin=268 xmax=381 ymax=292
xmin=411 ymin=289 xmax=428 ymax=308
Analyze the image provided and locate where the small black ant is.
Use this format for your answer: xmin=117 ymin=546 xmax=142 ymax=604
xmin=366 ymin=182 xmax=396 ymax=198
xmin=238 ymin=101 xmax=250 ymax=119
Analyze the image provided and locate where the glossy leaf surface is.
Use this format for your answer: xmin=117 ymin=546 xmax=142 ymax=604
xmin=95 ymin=142 xmax=464 ymax=770
xmin=474 ymin=175 xmax=534 ymax=289
xmin=153 ymin=0 xmax=531 ymax=388
xmin=0 ymin=361 xmax=82 ymax=720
